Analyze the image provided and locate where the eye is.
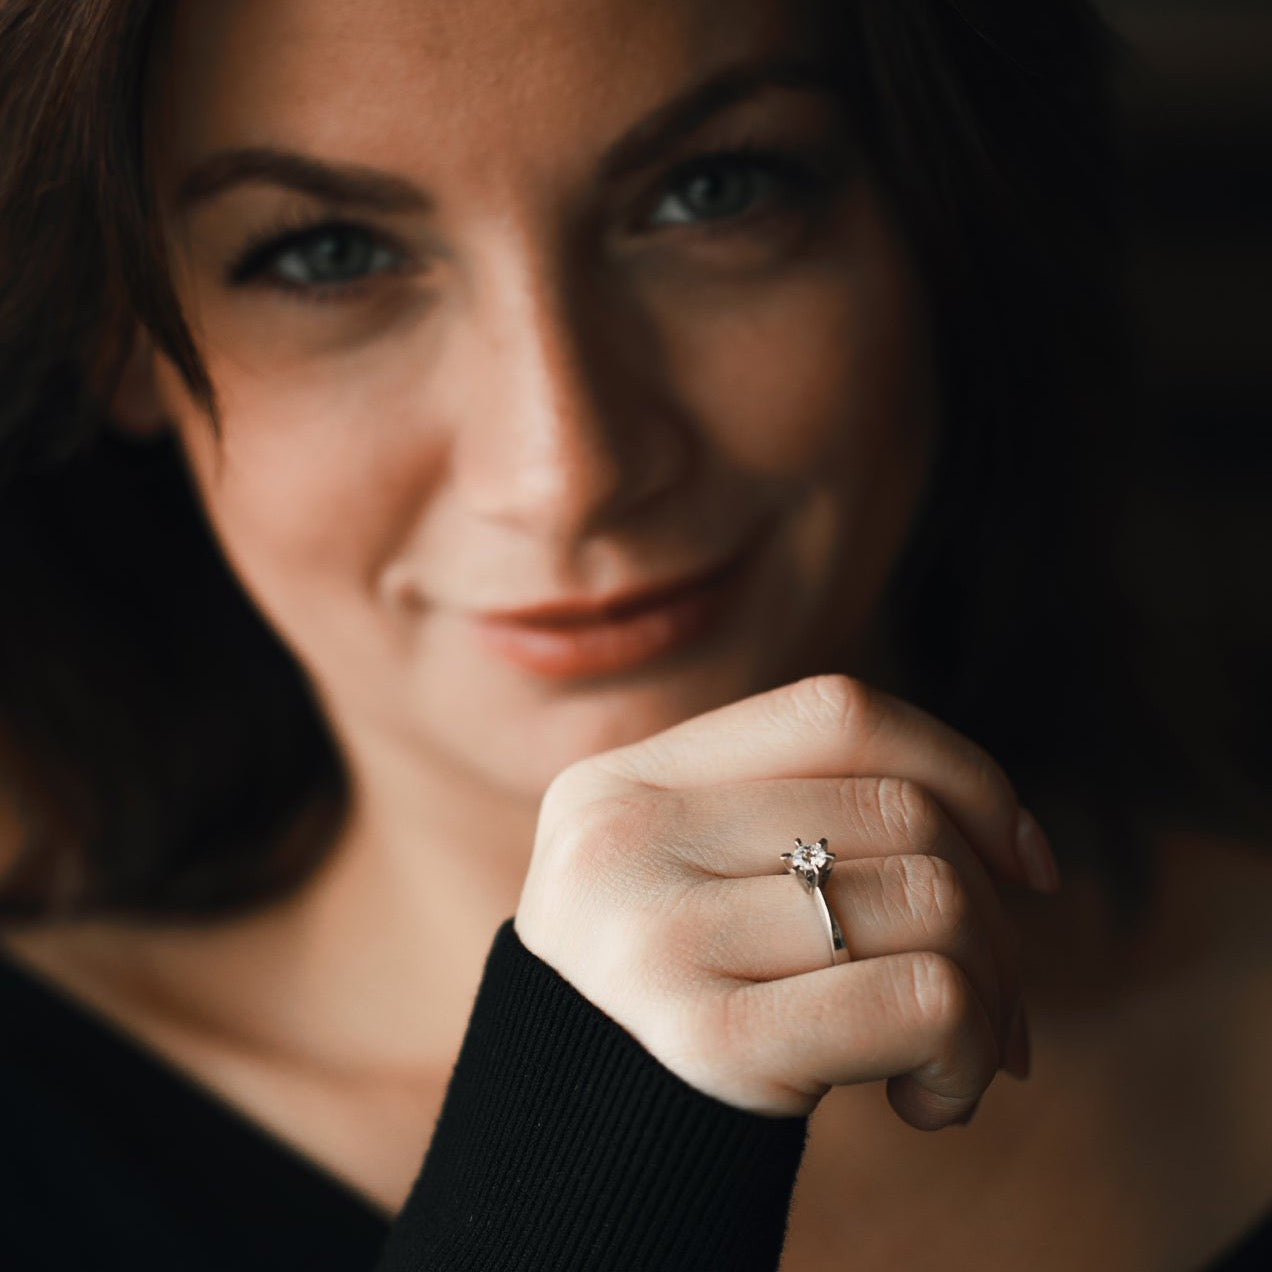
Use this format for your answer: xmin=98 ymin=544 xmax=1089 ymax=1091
xmin=229 ymin=221 xmax=404 ymax=294
xmin=648 ymin=150 xmax=818 ymax=230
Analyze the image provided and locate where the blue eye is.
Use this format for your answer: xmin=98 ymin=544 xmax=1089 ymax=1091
xmin=649 ymin=151 xmax=817 ymax=229
xmin=230 ymin=222 xmax=401 ymax=292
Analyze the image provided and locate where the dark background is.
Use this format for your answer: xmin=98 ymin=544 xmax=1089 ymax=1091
xmin=1109 ymin=0 xmax=1270 ymax=482
xmin=1102 ymin=0 xmax=1270 ymax=831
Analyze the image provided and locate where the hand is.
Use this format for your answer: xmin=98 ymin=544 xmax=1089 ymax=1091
xmin=515 ymin=675 xmax=1058 ymax=1130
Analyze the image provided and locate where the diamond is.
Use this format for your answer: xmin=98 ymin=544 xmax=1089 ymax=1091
xmin=789 ymin=838 xmax=831 ymax=872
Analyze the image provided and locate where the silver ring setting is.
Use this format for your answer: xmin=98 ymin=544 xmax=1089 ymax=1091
xmin=781 ymin=837 xmax=851 ymax=967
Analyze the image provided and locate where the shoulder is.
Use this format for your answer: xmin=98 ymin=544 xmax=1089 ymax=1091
xmin=1149 ymin=832 xmax=1272 ymax=1120
xmin=1144 ymin=831 xmax=1272 ymax=981
xmin=1110 ymin=832 xmax=1272 ymax=1205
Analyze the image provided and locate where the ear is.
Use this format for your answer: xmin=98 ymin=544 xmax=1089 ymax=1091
xmin=109 ymin=326 xmax=172 ymax=438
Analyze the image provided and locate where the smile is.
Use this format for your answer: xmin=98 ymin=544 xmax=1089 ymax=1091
xmin=471 ymin=534 xmax=765 ymax=679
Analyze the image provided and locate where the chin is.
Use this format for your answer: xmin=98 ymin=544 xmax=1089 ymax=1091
xmin=407 ymin=640 xmax=789 ymax=802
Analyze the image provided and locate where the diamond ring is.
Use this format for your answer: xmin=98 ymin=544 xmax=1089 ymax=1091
xmin=780 ymin=837 xmax=851 ymax=967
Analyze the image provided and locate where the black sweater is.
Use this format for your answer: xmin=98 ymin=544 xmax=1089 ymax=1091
xmin=0 ymin=919 xmax=1267 ymax=1271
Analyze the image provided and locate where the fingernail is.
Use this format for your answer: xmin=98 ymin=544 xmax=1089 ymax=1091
xmin=1003 ymin=1002 xmax=1032 ymax=1081
xmin=1014 ymin=808 xmax=1060 ymax=894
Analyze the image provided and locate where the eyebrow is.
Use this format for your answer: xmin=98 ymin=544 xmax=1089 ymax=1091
xmin=599 ymin=56 xmax=841 ymax=180
xmin=174 ymin=55 xmax=841 ymax=214
xmin=176 ymin=149 xmax=429 ymax=214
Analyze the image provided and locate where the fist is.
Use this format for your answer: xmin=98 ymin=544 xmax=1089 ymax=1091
xmin=516 ymin=675 xmax=1057 ymax=1128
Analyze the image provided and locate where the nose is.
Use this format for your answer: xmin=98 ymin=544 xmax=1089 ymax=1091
xmin=447 ymin=249 xmax=689 ymax=544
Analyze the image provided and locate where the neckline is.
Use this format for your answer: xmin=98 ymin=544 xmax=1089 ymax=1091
xmin=0 ymin=941 xmax=390 ymax=1265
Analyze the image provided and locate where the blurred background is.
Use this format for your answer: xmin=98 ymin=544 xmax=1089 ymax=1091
xmin=1101 ymin=0 xmax=1270 ymax=835
xmin=1109 ymin=0 xmax=1270 ymax=483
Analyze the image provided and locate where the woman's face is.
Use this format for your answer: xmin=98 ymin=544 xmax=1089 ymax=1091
xmin=140 ymin=0 xmax=938 ymax=799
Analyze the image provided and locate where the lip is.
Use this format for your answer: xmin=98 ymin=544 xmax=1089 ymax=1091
xmin=472 ymin=533 xmax=764 ymax=679
xmin=479 ymin=549 xmax=745 ymax=627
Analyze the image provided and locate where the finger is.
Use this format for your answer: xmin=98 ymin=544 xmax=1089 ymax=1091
xmin=699 ymin=951 xmax=999 ymax=1127
xmin=692 ymin=858 xmax=1001 ymax=1047
xmin=656 ymin=776 xmax=1021 ymax=1056
xmin=663 ymin=775 xmax=997 ymax=882
xmin=595 ymin=675 xmax=1057 ymax=894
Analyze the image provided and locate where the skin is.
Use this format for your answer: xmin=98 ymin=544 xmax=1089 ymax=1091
xmin=148 ymin=0 xmax=937 ymax=801
xmin=5 ymin=0 xmax=1272 ymax=1266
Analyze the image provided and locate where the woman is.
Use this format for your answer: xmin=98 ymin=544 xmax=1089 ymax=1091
xmin=0 ymin=0 xmax=1268 ymax=1268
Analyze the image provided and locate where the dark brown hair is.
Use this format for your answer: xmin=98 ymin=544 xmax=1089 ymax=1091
xmin=0 ymin=0 xmax=1243 ymax=921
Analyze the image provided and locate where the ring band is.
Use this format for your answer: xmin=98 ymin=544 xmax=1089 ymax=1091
xmin=781 ymin=837 xmax=852 ymax=968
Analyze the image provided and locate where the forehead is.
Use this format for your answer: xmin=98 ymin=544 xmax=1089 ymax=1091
xmin=155 ymin=0 xmax=828 ymax=177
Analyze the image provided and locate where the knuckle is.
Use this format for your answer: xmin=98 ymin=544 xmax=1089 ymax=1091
xmin=904 ymin=950 xmax=972 ymax=1031
xmin=663 ymin=991 xmax=747 ymax=1087
xmin=539 ymin=755 xmax=602 ymax=825
xmin=549 ymin=791 xmax=650 ymax=876
xmin=874 ymin=776 xmax=943 ymax=850
xmin=894 ymin=853 xmax=969 ymax=937
xmin=787 ymin=673 xmax=881 ymax=741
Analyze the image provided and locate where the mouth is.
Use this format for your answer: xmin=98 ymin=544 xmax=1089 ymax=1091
xmin=471 ymin=532 xmax=766 ymax=679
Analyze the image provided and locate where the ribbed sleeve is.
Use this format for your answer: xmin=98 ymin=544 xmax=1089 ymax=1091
xmin=375 ymin=919 xmax=809 ymax=1272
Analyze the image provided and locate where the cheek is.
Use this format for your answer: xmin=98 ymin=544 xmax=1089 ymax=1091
xmin=154 ymin=347 xmax=440 ymax=634
xmin=655 ymin=198 xmax=938 ymax=654
xmin=659 ymin=207 xmax=934 ymax=488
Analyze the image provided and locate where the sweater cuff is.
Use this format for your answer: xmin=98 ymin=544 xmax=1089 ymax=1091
xmin=377 ymin=918 xmax=809 ymax=1272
